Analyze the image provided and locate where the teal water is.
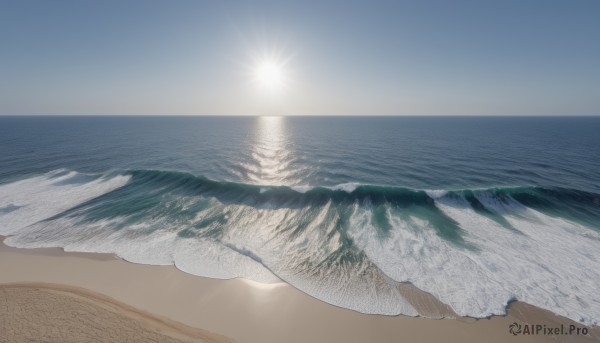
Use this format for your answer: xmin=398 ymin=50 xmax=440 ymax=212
xmin=0 ymin=116 xmax=599 ymax=324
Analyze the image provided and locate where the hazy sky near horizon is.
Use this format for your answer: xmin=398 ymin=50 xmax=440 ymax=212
xmin=1 ymin=0 xmax=599 ymax=116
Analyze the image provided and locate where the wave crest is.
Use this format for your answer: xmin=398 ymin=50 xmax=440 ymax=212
xmin=2 ymin=169 xmax=600 ymax=325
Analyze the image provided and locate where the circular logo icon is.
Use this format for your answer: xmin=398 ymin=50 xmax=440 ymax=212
xmin=509 ymin=322 xmax=522 ymax=336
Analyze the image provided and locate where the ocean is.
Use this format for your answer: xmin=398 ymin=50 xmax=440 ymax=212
xmin=1 ymin=115 xmax=599 ymax=324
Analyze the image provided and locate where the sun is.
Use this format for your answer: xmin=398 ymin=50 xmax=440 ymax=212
xmin=253 ymin=59 xmax=287 ymax=94
xmin=245 ymin=44 xmax=293 ymax=98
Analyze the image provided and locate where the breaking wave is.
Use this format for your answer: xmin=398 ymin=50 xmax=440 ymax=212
xmin=1 ymin=169 xmax=599 ymax=325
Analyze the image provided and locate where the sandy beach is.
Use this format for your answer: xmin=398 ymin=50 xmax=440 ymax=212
xmin=1 ymin=237 xmax=598 ymax=343
xmin=1 ymin=283 xmax=230 ymax=343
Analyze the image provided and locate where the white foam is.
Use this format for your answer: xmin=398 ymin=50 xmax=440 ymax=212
xmin=424 ymin=189 xmax=448 ymax=199
xmin=290 ymin=183 xmax=361 ymax=193
xmin=329 ymin=182 xmax=360 ymax=193
xmin=346 ymin=194 xmax=600 ymax=325
xmin=346 ymin=205 xmax=505 ymax=316
xmin=431 ymin=195 xmax=600 ymax=325
xmin=0 ymin=170 xmax=130 ymax=235
xmin=9 ymin=195 xmax=418 ymax=316
xmin=5 ymin=212 xmax=281 ymax=283
xmin=174 ymin=238 xmax=281 ymax=283
xmin=290 ymin=185 xmax=313 ymax=193
xmin=216 ymin=201 xmax=418 ymax=316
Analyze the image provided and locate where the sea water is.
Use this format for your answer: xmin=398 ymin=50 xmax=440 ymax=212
xmin=1 ymin=115 xmax=599 ymax=324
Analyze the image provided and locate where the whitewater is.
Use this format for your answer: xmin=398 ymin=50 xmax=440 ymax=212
xmin=1 ymin=168 xmax=599 ymax=325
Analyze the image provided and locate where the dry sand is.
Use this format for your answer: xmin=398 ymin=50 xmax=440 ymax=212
xmin=0 ymin=283 xmax=230 ymax=343
xmin=1 ymin=238 xmax=598 ymax=343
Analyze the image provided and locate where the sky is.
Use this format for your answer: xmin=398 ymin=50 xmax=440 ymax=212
xmin=0 ymin=0 xmax=599 ymax=116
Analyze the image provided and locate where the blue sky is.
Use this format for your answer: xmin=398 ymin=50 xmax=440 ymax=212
xmin=1 ymin=0 xmax=599 ymax=115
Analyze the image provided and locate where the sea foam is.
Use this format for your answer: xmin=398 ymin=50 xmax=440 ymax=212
xmin=0 ymin=170 xmax=130 ymax=235
xmin=2 ymin=170 xmax=599 ymax=325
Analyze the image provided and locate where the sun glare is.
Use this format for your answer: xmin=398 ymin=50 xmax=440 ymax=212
xmin=253 ymin=59 xmax=287 ymax=94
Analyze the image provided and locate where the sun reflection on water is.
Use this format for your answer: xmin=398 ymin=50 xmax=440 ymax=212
xmin=246 ymin=116 xmax=296 ymax=185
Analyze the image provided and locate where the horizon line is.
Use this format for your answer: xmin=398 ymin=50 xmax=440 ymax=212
xmin=1 ymin=113 xmax=600 ymax=117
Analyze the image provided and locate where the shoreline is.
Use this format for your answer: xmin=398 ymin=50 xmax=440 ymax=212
xmin=1 ymin=236 xmax=599 ymax=342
